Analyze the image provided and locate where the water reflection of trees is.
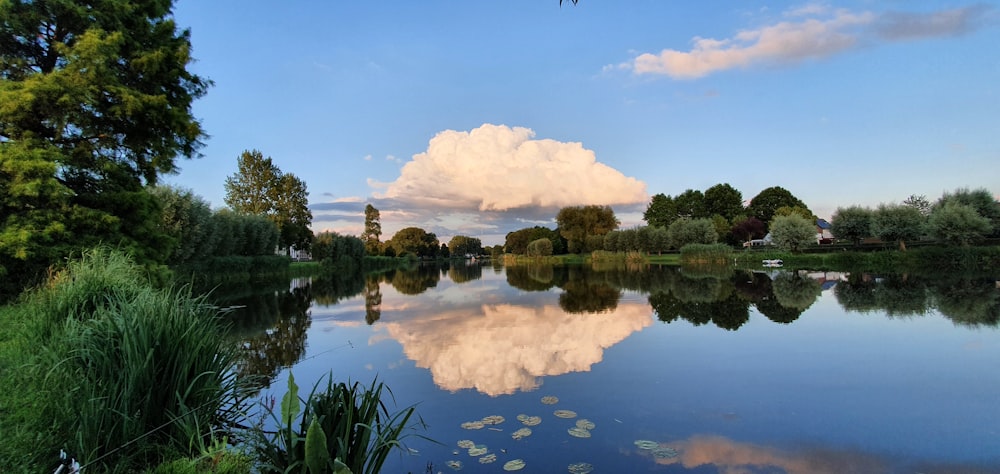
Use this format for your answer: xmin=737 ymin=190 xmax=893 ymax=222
xmin=387 ymin=265 xmax=441 ymax=295
xmin=835 ymin=273 xmax=999 ymax=326
xmin=219 ymin=280 xmax=314 ymax=389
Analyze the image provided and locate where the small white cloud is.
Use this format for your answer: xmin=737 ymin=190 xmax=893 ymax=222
xmin=375 ymin=124 xmax=647 ymax=212
xmin=363 ymin=154 xmax=372 ymax=161
xmin=785 ymin=2 xmax=830 ymax=18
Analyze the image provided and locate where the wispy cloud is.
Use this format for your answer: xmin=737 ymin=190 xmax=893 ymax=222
xmin=623 ymin=4 xmax=994 ymax=79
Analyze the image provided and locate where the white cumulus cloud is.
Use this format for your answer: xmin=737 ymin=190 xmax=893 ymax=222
xmin=377 ymin=124 xmax=647 ymax=211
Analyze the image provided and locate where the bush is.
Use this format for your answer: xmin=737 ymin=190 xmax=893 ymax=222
xmin=667 ymin=218 xmax=717 ymax=249
xmin=526 ymin=238 xmax=553 ymax=257
xmin=679 ymin=243 xmax=733 ymax=264
xmin=769 ymin=215 xmax=816 ymax=253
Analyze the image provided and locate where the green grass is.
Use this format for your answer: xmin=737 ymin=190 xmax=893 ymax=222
xmin=0 ymin=248 xmax=249 ymax=473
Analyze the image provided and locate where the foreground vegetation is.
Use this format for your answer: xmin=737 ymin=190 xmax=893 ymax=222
xmin=0 ymin=249 xmax=423 ymax=473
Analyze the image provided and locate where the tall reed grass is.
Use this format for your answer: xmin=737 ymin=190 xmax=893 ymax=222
xmin=1 ymin=248 xmax=249 ymax=472
xmin=679 ymin=243 xmax=733 ymax=265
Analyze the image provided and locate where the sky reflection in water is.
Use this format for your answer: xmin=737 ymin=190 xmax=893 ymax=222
xmin=240 ymin=264 xmax=1000 ymax=473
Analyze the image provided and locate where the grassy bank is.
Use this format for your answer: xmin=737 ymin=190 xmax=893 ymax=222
xmin=734 ymin=245 xmax=1000 ymax=274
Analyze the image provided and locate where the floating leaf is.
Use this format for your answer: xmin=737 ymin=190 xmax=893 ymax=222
xmin=541 ymin=396 xmax=559 ymax=405
xmin=575 ymin=419 xmax=595 ymax=430
xmin=445 ymin=460 xmax=464 ymax=470
xmin=481 ymin=415 xmax=505 ymax=425
xmin=461 ymin=421 xmax=485 ymax=430
xmin=457 ymin=440 xmax=475 ymax=449
xmin=568 ymin=462 xmax=594 ymax=474
xmin=511 ymin=427 xmax=532 ymax=440
xmin=554 ymin=409 xmax=577 ymax=419
xmin=520 ymin=415 xmax=541 ymax=426
xmin=503 ymin=459 xmax=526 ymax=471
xmin=516 ymin=414 xmax=528 ymax=422
xmin=479 ymin=453 xmax=497 ymax=464
xmin=468 ymin=445 xmax=488 ymax=457
xmin=567 ymin=427 xmax=591 ymax=438
xmin=634 ymin=440 xmax=659 ymax=450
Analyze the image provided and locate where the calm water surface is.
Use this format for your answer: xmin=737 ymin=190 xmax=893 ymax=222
xmin=225 ymin=263 xmax=1000 ymax=473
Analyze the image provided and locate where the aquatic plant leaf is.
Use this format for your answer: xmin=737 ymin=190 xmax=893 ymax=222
xmin=511 ymin=427 xmax=532 ymax=440
xmin=445 ymin=459 xmax=464 ymax=470
xmin=468 ymin=444 xmax=488 ymax=456
xmin=568 ymin=462 xmax=594 ymax=474
xmin=575 ymin=419 xmax=595 ymax=430
xmin=479 ymin=453 xmax=497 ymax=464
xmin=541 ymin=396 xmax=559 ymax=405
xmin=634 ymin=439 xmax=659 ymax=450
xmin=503 ymin=459 xmax=526 ymax=471
xmin=281 ymin=371 xmax=300 ymax=424
xmin=567 ymin=427 xmax=591 ymax=438
xmin=457 ymin=439 xmax=475 ymax=449
xmin=481 ymin=415 xmax=505 ymax=425
xmin=554 ymin=409 xmax=577 ymax=418
xmin=461 ymin=421 xmax=485 ymax=430
xmin=304 ymin=418 xmax=330 ymax=474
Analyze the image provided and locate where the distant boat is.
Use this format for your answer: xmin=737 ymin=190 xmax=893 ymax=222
xmin=762 ymin=259 xmax=783 ymax=268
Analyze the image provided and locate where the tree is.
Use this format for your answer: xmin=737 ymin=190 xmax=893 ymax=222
xmin=731 ymin=217 xmax=765 ymax=245
xmin=769 ymin=214 xmax=816 ymax=253
xmin=673 ymin=189 xmax=706 ymax=219
xmin=667 ymin=218 xmax=717 ymax=249
xmin=556 ymin=205 xmax=619 ymax=253
xmin=928 ymin=202 xmax=991 ymax=246
xmin=362 ymin=204 xmax=382 ymax=255
xmin=387 ymin=227 xmax=439 ymax=258
xmin=448 ymin=235 xmax=482 ymax=257
xmin=224 ymin=150 xmax=313 ymax=251
xmin=703 ymin=183 xmax=744 ymax=221
xmin=872 ymin=204 xmax=925 ymax=251
xmin=150 ymin=185 xmax=215 ymax=265
xmin=526 ymin=238 xmax=553 ymax=257
xmin=643 ymin=193 xmax=677 ymax=228
xmin=746 ymin=186 xmax=809 ymax=228
xmin=1 ymin=0 xmax=208 ymax=285
xmin=936 ymin=188 xmax=1000 ymax=238
xmin=830 ymin=206 xmax=873 ymax=246
xmin=903 ymin=194 xmax=932 ymax=217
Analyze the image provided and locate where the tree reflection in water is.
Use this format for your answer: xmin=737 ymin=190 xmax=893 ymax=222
xmin=836 ymin=272 xmax=999 ymax=326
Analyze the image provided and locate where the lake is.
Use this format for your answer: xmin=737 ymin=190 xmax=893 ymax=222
xmin=223 ymin=262 xmax=1000 ymax=473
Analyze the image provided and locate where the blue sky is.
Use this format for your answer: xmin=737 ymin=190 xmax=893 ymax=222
xmin=167 ymin=1 xmax=1000 ymax=245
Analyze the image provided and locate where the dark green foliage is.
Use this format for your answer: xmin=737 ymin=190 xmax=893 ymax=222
xmin=224 ymin=150 xmax=313 ymax=252
xmin=730 ymin=217 xmax=765 ymax=245
xmin=387 ymin=227 xmax=439 ymax=258
xmin=361 ymin=204 xmax=382 ymax=255
xmin=746 ymin=186 xmax=809 ymax=228
xmin=771 ymin=272 xmax=822 ymax=311
xmin=667 ymin=218 xmax=717 ymax=249
xmin=313 ymin=232 xmax=365 ymax=274
xmin=557 ymin=205 xmax=618 ymax=253
xmin=643 ymin=193 xmax=677 ymax=228
xmin=703 ymin=183 xmax=745 ymax=221
xmin=447 ymin=235 xmax=482 ymax=257
xmin=0 ymin=0 xmax=208 ymax=290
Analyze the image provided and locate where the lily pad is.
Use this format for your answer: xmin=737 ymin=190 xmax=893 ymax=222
xmin=575 ymin=419 xmax=595 ymax=430
xmin=554 ymin=409 xmax=577 ymax=419
xmin=567 ymin=427 xmax=591 ymax=438
xmin=511 ymin=427 xmax=532 ymax=440
xmin=541 ymin=396 xmax=559 ymax=405
xmin=503 ymin=459 xmax=526 ymax=471
xmin=461 ymin=421 xmax=485 ymax=430
xmin=520 ymin=415 xmax=542 ymax=426
xmin=457 ymin=439 xmax=475 ymax=449
xmin=445 ymin=460 xmax=464 ymax=470
xmin=568 ymin=462 xmax=594 ymax=474
xmin=516 ymin=414 xmax=528 ymax=422
xmin=468 ymin=444 xmax=488 ymax=457
xmin=651 ymin=446 xmax=679 ymax=459
xmin=481 ymin=415 xmax=505 ymax=425
xmin=634 ymin=439 xmax=659 ymax=450
xmin=479 ymin=453 xmax=497 ymax=464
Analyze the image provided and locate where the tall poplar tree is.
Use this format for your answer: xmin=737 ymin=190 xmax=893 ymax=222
xmin=362 ymin=204 xmax=382 ymax=255
xmin=1 ymin=0 xmax=208 ymax=289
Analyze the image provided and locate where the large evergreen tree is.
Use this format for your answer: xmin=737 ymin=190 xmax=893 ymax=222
xmin=1 ymin=0 xmax=208 ymax=286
